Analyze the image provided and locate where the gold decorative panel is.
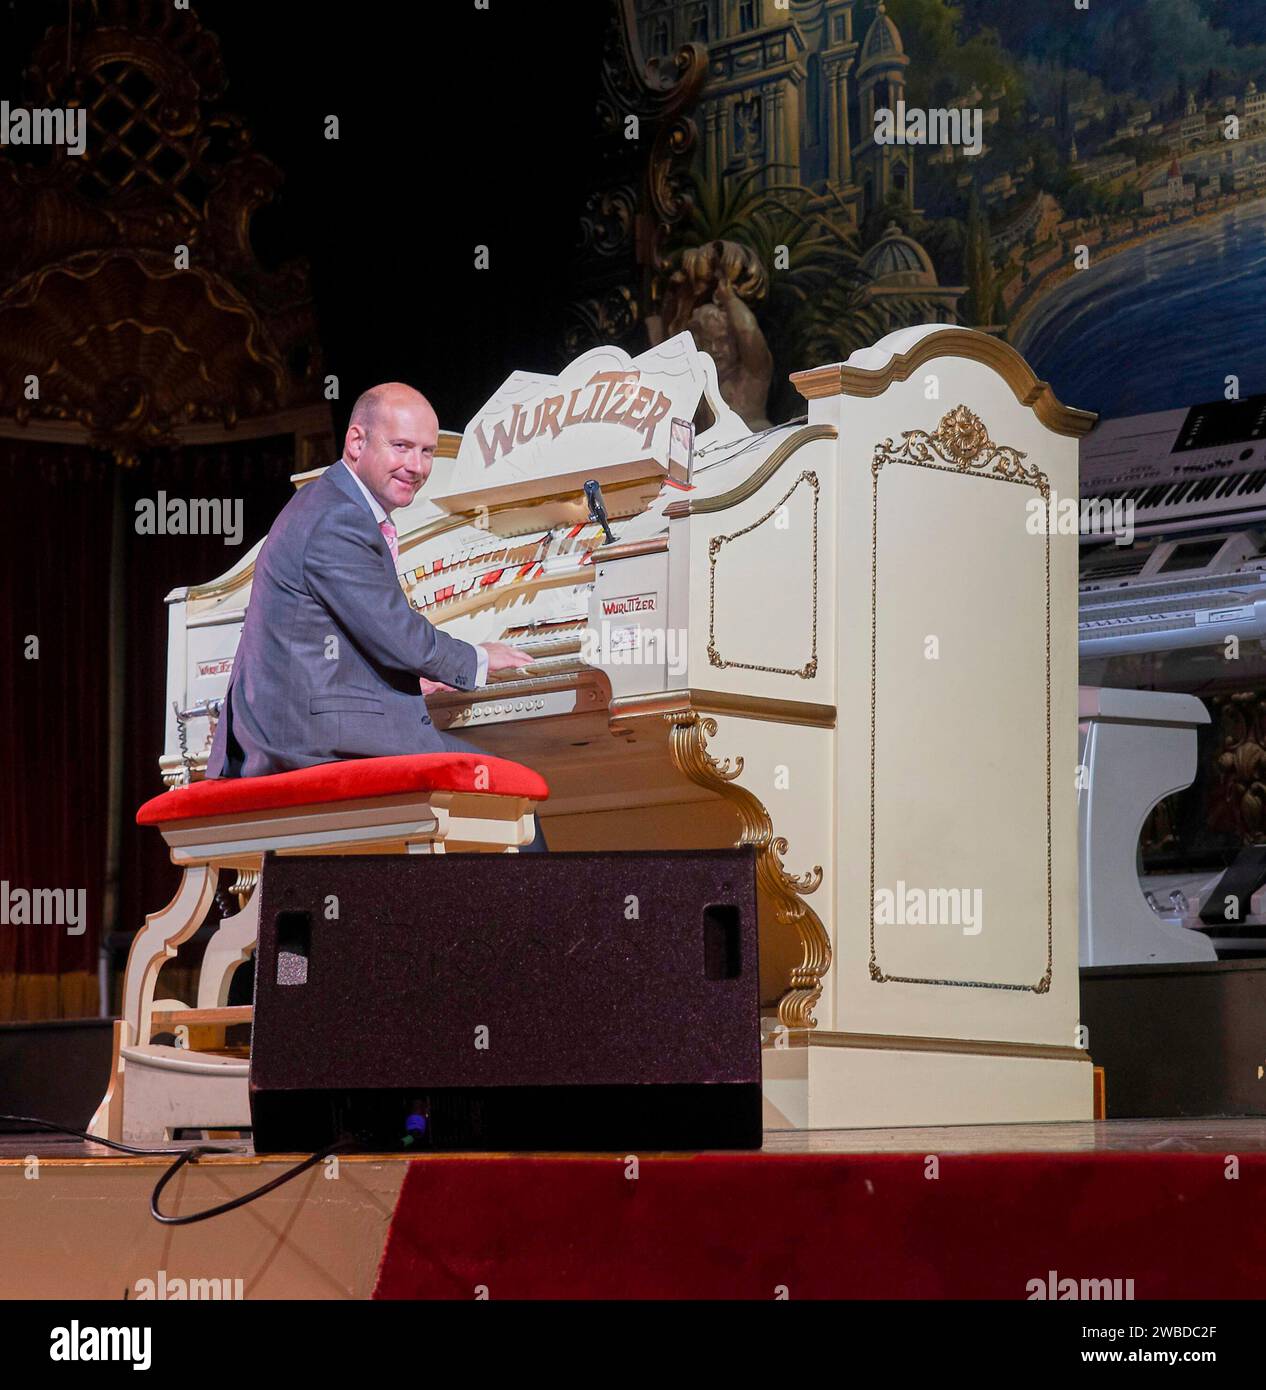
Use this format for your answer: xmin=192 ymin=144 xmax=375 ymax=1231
xmin=868 ymin=406 xmax=1054 ymax=994
xmin=707 ymin=470 xmax=820 ymax=678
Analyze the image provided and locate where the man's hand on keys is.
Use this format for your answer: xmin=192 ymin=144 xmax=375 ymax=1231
xmin=478 ymin=641 xmax=534 ymax=674
xmin=419 ymin=643 xmax=532 ymax=697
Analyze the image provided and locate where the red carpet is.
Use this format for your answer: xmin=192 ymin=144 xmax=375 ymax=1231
xmin=373 ymin=1151 xmax=1266 ymax=1299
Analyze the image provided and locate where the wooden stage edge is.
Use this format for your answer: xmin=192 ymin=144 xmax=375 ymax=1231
xmin=5 ymin=1117 xmax=1266 ymax=1162
xmin=2 ymin=1119 xmax=1264 ymax=1300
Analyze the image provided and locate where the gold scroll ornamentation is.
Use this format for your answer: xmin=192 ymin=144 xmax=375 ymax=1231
xmin=872 ymin=403 xmax=1051 ymax=497
xmin=227 ymin=869 xmax=259 ymax=913
xmin=869 ymin=406 xmax=1053 ymax=994
xmin=666 ymin=711 xmax=830 ymax=1028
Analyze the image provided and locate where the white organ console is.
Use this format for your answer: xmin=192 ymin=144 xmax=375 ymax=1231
xmin=1077 ymin=686 xmax=1218 ymax=967
xmin=158 ymin=324 xmax=1098 ymax=1128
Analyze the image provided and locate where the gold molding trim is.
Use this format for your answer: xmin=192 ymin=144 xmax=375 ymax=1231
xmin=869 ymin=406 xmax=1054 ymax=994
xmin=436 ymin=471 xmax=663 ymax=525
xmin=791 ymin=329 xmax=1097 ymax=438
xmin=707 ymin=470 xmax=819 ymax=679
xmin=592 ymin=535 xmax=670 ymax=563
xmin=664 ymin=424 xmax=837 ymax=517
xmin=610 ymin=688 xmax=836 ymax=728
xmin=187 ymin=559 xmax=257 ymax=603
xmin=666 ymin=711 xmax=830 ymax=1029
xmin=766 ymin=1029 xmax=1089 ymax=1064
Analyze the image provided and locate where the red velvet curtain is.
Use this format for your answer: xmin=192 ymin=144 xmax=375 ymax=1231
xmin=0 ymin=437 xmax=296 ymax=1020
xmin=0 ymin=444 xmax=114 ymax=1018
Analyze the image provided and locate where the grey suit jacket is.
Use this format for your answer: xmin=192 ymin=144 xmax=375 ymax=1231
xmin=206 ymin=460 xmax=478 ymax=778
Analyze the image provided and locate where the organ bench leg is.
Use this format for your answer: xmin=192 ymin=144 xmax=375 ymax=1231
xmin=87 ymin=864 xmax=219 ymax=1141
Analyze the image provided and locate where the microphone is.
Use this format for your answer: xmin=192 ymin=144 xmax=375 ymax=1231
xmin=584 ymin=479 xmax=617 ymax=545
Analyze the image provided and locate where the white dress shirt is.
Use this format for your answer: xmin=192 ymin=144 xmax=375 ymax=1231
xmin=339 ymin=459 xmax=488 ymax=688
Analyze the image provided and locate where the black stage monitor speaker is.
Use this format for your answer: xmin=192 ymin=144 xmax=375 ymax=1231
xmin=249 ymin=848 xmax=761 ymax=1151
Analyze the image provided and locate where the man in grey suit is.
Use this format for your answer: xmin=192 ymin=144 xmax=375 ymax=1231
xmin=206 ymin=381 xmax=546 ymax=848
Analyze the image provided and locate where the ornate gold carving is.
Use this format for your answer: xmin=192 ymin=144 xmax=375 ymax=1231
xmin=563 ymin=287 xmax=640 ymax=359
xmin=872 ymin=404 xmax=1050 ymax=497
xmin=227 ymin=869 xmax=258 ymax=913
xmin=869 ymin=408 xmax=1054 ymax=994
xmin=666 ymin=712 xmax=830 ymax=1029
xmin=564 ymin=5 xmax=707 ymax=358
xmin=0 ymin=0 xmax=329 ymax=464
xmin=664 ymin=424 xmax=837 ymax=518
xmin=707 ymin=471 xmax=819 ymax=679
xmin=931 ymin=403 xmax=992 ymax=466
xmin=578 ymin=186 xmax=638 ymax=258
xmin=791 ymin=327 xmax=1097 ymax=438
xmin=1207 ymin=691 xmax=1266 ymax=844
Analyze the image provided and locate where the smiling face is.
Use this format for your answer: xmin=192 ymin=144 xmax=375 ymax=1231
xmin=343 ymin=384 xmax=439 ymax=514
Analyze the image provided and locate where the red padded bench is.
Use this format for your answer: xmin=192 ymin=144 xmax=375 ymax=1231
xmin=136 ymin=752 xmax=549 ymax=824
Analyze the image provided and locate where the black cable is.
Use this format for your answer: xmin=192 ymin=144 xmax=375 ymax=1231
xmin=150 ymin=1136 xmax=357 ymax=1225
xmin=2 ymin=1110 xmax=357 ymax=1225
xmin=0 ymin=1113 xmax=240 ymax=1158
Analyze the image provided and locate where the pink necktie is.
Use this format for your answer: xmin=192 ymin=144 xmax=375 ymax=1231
xmin=379 ymin=520 xmax=399 ymax=564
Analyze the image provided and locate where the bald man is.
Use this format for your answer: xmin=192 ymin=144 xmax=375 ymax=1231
xmin=206 ymin=383 xmax=546 ymax=846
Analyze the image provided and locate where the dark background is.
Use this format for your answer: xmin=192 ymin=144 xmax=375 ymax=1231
xmin=0 ymin=0 xmax=611 ymax=1015
xmin=0 ymin=0 xmax=609 ymax=430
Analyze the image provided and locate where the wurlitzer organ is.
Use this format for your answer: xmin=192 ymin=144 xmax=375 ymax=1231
xmin=162 ymin=324 xmax=1096 ymax=1128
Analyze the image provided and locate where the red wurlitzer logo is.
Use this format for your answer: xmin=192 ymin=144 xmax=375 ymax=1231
xmin=196 ymin=658 xmax=233 ymax=677
xmin=474 ymin=370 xmax=673 ymax=467
xmin=601 ymin=593 xmax=657 ymax=618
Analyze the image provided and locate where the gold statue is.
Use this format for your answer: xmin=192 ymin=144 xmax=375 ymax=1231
xmin=650 ymin=240 xmax=774 ymax=431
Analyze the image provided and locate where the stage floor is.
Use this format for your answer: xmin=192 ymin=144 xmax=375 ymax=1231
xmin=3 ymin=1119 xmax=1264 ymax=1299
xmin=4 ymin=1115 xmax=1266 ymax=1161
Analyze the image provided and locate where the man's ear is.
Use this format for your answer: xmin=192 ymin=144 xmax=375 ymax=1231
xmin=344 ymin=424 xmax=366 ymax=461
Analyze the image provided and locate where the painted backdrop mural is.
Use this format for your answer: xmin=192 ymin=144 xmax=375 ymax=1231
xmin=602 ymin=0 xmax=1266 ymax=423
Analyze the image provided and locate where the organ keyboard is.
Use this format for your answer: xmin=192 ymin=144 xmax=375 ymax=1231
xmin=1079 ymin=528 xmax=1266 ymax=657
xmin=160 ymin=324 xmax=1096 ymax=1129
xmin=1079 ymin=393 xmax=1266 ymax=538
xmin=1079 ymin=396 xmax=1266 ymax=664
